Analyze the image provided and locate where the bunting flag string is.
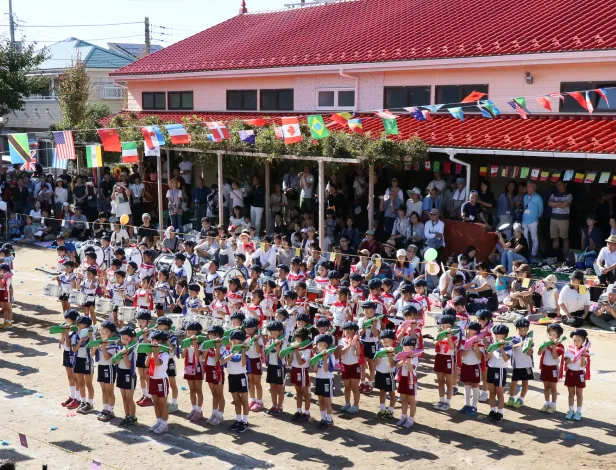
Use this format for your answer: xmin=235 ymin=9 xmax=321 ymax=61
xmin=478 ymin=165 xmax=612 ymax=186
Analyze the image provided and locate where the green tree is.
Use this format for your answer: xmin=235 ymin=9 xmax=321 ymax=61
xmin=57 ymin=58 xmax=90 ymax=129
xmin=0 ymin=39 xmax=49 ymax=118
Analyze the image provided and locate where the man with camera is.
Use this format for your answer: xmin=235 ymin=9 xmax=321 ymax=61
xmin=299 ymin=166 xmax=315 ymax=215
xmin=590 ymin=284 xmax=616 ymax=332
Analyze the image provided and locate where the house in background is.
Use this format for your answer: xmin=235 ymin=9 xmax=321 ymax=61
xmin=108 ymin=43 xmax=163 ymax=60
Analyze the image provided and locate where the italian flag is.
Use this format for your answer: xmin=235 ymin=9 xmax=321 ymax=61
xmin=121 ymin=142 xmax=139 ymax=163
xmin=86 ymin=144 xmax=103 ymax=168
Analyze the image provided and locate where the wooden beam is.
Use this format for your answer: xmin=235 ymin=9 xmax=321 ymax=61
xmin=167 ymin=148 xmax=365 ymax=164
xmin=318 ymin=158 xmax=325 ymax=244
xmin=265 ymin=160 xmax=271 ymax=236
xmin=217 ymin=151 xmax=224 ymax=224
xmin=157 ymin=150 xmax=164 ymax=234
xmin=368 ymin=164 xmax=375 ymax=231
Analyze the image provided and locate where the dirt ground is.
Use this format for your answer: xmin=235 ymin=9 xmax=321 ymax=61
xmin=1 ymin=245 xmax=616 ymax=470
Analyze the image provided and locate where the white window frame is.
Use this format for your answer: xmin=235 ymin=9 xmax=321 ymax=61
xmin=316 ymin=88 xmax=356 ymax=111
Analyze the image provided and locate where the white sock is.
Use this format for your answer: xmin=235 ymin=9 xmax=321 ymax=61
xmin=86 ymin=398 xmax=93 ymax=405
xmin=444 ymin=398 xmax=451 ymax=405
xmin=472 ymin=388 xmax=479 ymax=408
xmin=297 ymin=408 xmax=302 ymax=413
xmin=401 ymin=414 xmax=408 ymax=420
xmin=326 ymin=414 xmax=333 ymax=421
xmin=569 ymin=405 xmax=574 ymax=412
xmin=196 ymin=407 xmax=202 ymax=413
xmin=157 ymin=418 xmax=163 ymax=424
xmin=142 ymin=388 xmax=148 ymax=397
xmin=465 ymin=386 xmax=471 ymax=406
xmin=69 ymin=386 xmax=76 ymax=399
xmin=257 ymin=399 xmax=263 ymax=404
xmin=192 ymin=405 xmax=197 ymax=411
xmin=379 ymin=403 xmax=385 ymax=410
xmin=109 ymin=406 xmax=114 ymax=413
xmin=439 ymin=396 xmax=445 ymax=403
xmin=492 ymin=407 xmax=497 ymax=412
xmin=215 ymin=409 xmax=222 ymax=417
xmin=544 ymin=401 xmax=550 ymax=406
xmin=320 ymin=410 xmax=327 ymax=420
xmin=577 ymin=406 xmax=582 ymax=413
xmin=162 ymin=420 xmax=167 ymax=425
xmin=171 ymin=398 xmax=177 ymax=405
xmin=103 ymin=404 xmax=109 ymax=411
xmin=236 ymin=414 xmax=241 ymax=421
xmin=304 ymin=410 xmax=310 ymax=416
xmin=518 ymin=397 xmax=524 ymax=404
xmin=242 ymin=415 xmax=248 ymax=424
xmin=498 ymin=408 xmax=503 ymax=414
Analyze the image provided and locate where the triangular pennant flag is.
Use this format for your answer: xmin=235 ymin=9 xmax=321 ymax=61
xmin=563 ymin=170 xmax=574 ymax=182
xmin=596 ymin=88 xmax=609 ymax=107
xmin=121 ymin=142 xmax=139 ymax=163
xmin=479 ymin=107 xmax=493 ymax=119
xmin=97 ymin=129 xmax=122 ymax=152
xmin=244 ymin=118 xmax=267 ymax=127
xmin=404 ymin=107 xmax=427 ymax=121
xmin=443 ymin=162 xmax=451 ymax=174
xmin=448 ymin=107 xmax=464 ymax=122
xmin=374 ymin=109 xmax=397 ymax=120
xmin=307 ymin=115 xmax=329 ymax=139
xmin=433 ymin=161 xmax=441 ymax=172
xmin=508 ymin=100 xmax=531 ymax=119
xmin=584 ymin=171 xmax=597 ymax=183
xmin=422 ymin=110 xmax=432 ymax=121
xmin=573 ymin=172 xmax=585 ymax=183
xmin=549 ymin=92 xmax=565 ymax=101
xmin=86 ymin=145 xmax=103 ymax=168
xmin=501 ymin=167 xmax=509 ymax=178
xmin=455 ymin=164 xmax=462 ymax=174
xmin=331 ymin=112 xmax=352 ymax=127
xmin=611 ymin=175 xmax=616 ymax=187
xmin=520 ymin=167 xmax=530 ymax=179
xmin=599 ymin=172 xmax=611 ymax=184
xmin=514 ymin=97 xmax=527 ymax=108
xmin=461 ymin=90 xmax=487 ymax=103
xmin=568 ymin=91 xmax=588 ymax=111
xmin=530 ymin=168 xmax=540 ymax=180
xmin=539 ymin=170 xmax=550 ymax=181
xmin=382 ymin=118 xmax=399 ymax=135
xmin=511 ymin=167 xmax=521 ymax=178
xmin=550 ymin=171 xmax=562 ymax=182
xmin=348 ymin=118 xmax=363 ymax=134
xmin=585 ymin=91 xmax=594 ymax=114
xmin=412 ymin=163 xmax=420 ymax=171
xmin=536 ymin=97 xmax=552 ymax=111
xmin=424 ymin=161 xmax=431 ymax=171
xmin=281 ymin=117 xmax=302 ymax=144
xmin=424 ymin=104 xmax=443 ymax=113
xmin=479 ymin=166 xmax=487 ymax=177
xmin=478 ymin=100 xmax=500 ymax=118
xmin=490 ymin=165 xmax=498 ymax=177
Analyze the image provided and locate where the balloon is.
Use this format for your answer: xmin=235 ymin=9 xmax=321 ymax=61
xmin=120 ymin=214 xmax=129 ymax=225
xmin=424 ymin=248 xmax=438 ymax=262
xmin=425 ymin=261 xmax=440 ymax=276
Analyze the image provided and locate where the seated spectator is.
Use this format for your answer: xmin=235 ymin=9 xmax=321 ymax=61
xmin=438 ymin=255 xmax=459 ymax=300
xmin=8 ymin=213 xmax=21 ymax=239
xmin=359 ymin=229 xmax=381 ymax=256
xmin=393 ymin=249 xmax=414 ymax=285
xmin=423 ymin=208 xmax=445 ymax=252
xmin=559 ymin=270 xmax=591 ymax=327
xmin=406 ymin=244 xmax=421 ymax=274
xmin=465 ymin=261 xmax=498 ymax=313
xmin=22 ymin=216 xmax=35 ymax=243
xmin=581 ymin=213 xmax=602 ymax=254
xmin=500 ymin=223 xmax=529 ymax=272
xmin=458 ymin=245 xmax=477 ymax=273
xmin=450 ymin=177 xmax=467 ymax=219
xmin=536 ymin=274 xmax=560 ymax=318
xmin=70 ymin=206 xmax=89 ymax=240
xmin=590 ymin=283 xmax=616 ymax=332
xmin=405 ymin=212 xmax=425 ymax=250
xmin=422 ymin=188 xmax=441 ymax=218
xmin=91 ymin=212 xmax=110 ymax=239
xmin=340 ymin=217 xmax=360 ymax=252
xmin=597 ymin=235 xmax=616 ymax=285
xmin=506 ymin=264 xmax=534 ymax=314
xmin=137 ymin=213 xmax=158 ymax=247
xmin=110 ymin=220 xmax=130 ymax=247
xmin=405 ymin=188 xmax=423 ymax=216
xmin=425 ymin=171 xmax=447 ymax=196
xmin=391 ymin=206 xmax=409 ymax=247
xmin=461 ymin=191 xmax=488 ymax=225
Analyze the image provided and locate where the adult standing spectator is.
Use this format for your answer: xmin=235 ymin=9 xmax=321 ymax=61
xmin=340 ymin=217 xmax=360 ymax=252
xmin=299 ymin=167 xmax=315 ymax=214
xmin=327 ymin=183 xmax=346 ymax=218
xmin=450 ymin=177 xmax=467 ymax=219
xmin=24 ymin=175 xmax=35 ymax=214
xmin=37 ymin=184 xmax=53 ymax=216
xmin=206 ymin=185 xmax=224 ymax=222
xmin=53 ymin=179 xmax=69 ymax=218
xmin=250 ymin=175 xmax=266 ymax=235
xmin=12 ymin=177 xmax=29 ymax=219
xmin=73 ymin=176 xmax=87 ymax=212
xmin=228 ymin=181 xmax=245 ymax=211
xmin=559 ymin=270 xmax=591 ymax=327
xmin=129 ymin=175 xmax=145 ymax=226
xmin=405 ymin=188 xmax=423 ymax=216
xmin=590 ymin=284 xmax=616 ymax=332
xmin=282 ymin=166 xmax=300 ymax=221
xmin=425 ymin=171 xmax=447 ymax=196
xmin=193 ymin=177 xmax=211 ymax=223
xmin=166 ymin=178 xmax=183 ymax=233
xmin=424 ymin=208 xmax=445 ymax=252
xmin=382 ymin=185 xmax=403 ymax=239
xmin=476 ymin=180 xmax=496 ymax=227
xmin=597 ymin=235 xmax=616 ymax=285
xmin=548 ymin=180 xmax=572 ymax=257
xmin=581 ymin=213 xmax=603 ymax=255
xmin=178 ymin=160 xmax=193 ymax=206
xmin=359 ymin=229 xmax=381 ymax=256
xmin=269 ymin=183 xmax=287 ymax=233
xmin=522 ymin=180 xmax=543 ymax=259
xmin=461 ymin=191 xmax=489 ymax=225
xmin=84 ymin=177 xmax=98 ymax=222
xmin=112 ymin=183 xmax=133 ymax=236
xmin=98 ymin=172 xmax=114 ymax=215
xmin=422 ymin=187 xmax=441 ymax=219
xmin=352 ymin=168 xmax=368 ymax=216
xmin=496 ymin=181 xmax=517 ymax=237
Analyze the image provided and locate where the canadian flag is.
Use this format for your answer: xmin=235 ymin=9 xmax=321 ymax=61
xmin=281 ymin=117 xmax=302 ymax=144
xmin=205 ymin=121 xmax=230 ymax=141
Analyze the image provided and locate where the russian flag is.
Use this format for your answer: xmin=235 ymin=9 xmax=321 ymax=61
xmin=140 ymin=126 xmax=166 ymax=149
xmin=163 ymin=124 xmax=191 ymax=145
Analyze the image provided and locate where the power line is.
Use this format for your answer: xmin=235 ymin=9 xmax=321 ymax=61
xmin=35 ymin=34 xmax=144 ymax=43
xmin=17 ymin=21 xmax=142 ymax=28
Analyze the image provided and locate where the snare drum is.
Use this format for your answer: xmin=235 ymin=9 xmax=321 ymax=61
xmin=95 ymin=298 xmax=114 ymax=314
xmin=223 ymin=317 xmax=231 ymax=331
xmin=69 ymin=291 xmax=86 ymax=306
xmin=307 ymin=287 xmax=322 ymax=303
xmin=117 ymin=307 xmax=136 ymax=322
xmin=167 ymin=314 xmax=186 ymax=331
xmin=210 ymin=317 xmax=224 ymax=328
xmin=153 ymin=291 xmax=166 ymax=304
xmin=43 ymin=283 xmax=60 ymax=298
xmin=111 ymin=298 xmax=125 ymax=308
xmin=191 ymin=314 xmax=210 ymax=329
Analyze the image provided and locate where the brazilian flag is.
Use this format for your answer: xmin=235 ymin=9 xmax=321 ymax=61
xmin=308 ymin=115 xmax=329 ymax=139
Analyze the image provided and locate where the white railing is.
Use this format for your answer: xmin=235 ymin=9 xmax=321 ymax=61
xmin=100 ymin=86 xmax=124 ymax=100
xmin=25 ymin=94 xmax=58 ymax=101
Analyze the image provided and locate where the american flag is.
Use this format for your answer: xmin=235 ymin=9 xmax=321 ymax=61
xmin=52 ymin=131 xmax=76 ymax=159
xmin=507 ymin=101 xmax=530 ymax=120
xmin=21 ymin=151 xmax=37 ymax=171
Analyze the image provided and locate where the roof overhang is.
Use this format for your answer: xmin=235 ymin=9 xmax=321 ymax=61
xmin=111 ymin=49 xmax=616 ymax=81
xmin=429 ymin=147 xmax=616 ymax=160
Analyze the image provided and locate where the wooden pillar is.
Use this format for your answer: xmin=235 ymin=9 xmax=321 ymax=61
xmin=265 ymin=160 xmax=271 ymax=235
xmin=318 ymin=159 xmax=325 ymax=244
xmin=368 ymin=163 xmax=375 ymax=231
xmin=166 ymin=150 xmax=171 ymax=182
xmin=217 ymin=151 xmax=224 ymax=224
xmin=157 ymin=150 xmax=164 ymax=234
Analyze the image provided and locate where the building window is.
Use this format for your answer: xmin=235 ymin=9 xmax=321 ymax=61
xmin=227 ymin=90 xmax=257 ymax=110
xmin=168 ymin=91 xmax=193 ymax=110
xmin=316 ymin=89 xmax=356 ymax=109
xmin=260 ymin=89 xmax=294 ymax=111
xmin=435 ymin=84 xmax=489 ymax=111
xmin=560 ymin=82 xmax=616 ymax=112
xmin=384 ymin=86 xmax=430 ymax=109
xmin=142 ymin=92 xmax=166 ymax=110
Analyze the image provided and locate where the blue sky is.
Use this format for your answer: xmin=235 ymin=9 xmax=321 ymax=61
xmin=1 ymin=0 xmax=285 ymax=49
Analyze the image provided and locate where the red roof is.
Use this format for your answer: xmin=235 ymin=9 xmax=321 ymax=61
xmin=111 ymin=0 xmax=616 ymax=76
xmin=100 ymin=112 xmax=616 ymax=154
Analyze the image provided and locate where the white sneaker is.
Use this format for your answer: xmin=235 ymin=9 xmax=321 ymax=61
xmin=440 ymin=402 xmax=451 ymax=411
xmin=396 ymin=417 xmax=407 ymax=426
xmin=210 ymin=414 xmax=223 ymax=425
xmin=153 ymin=423 xmax=168 ymax=434
xmin=433 ymin=401 xmax=444 ymax=410
xmin=206 ymin=413 xmax=216 ymax=424
xmin=149 ymin=422 xmax=161 ymax=432
xmin=403 ymin=417 xmax=415 ymax=429
xmin=479 ymin=391 xmax=489 ymax=402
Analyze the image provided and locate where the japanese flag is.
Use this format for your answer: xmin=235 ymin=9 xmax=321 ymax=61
xmin=281 ymin=117 xmax=302 ymax=144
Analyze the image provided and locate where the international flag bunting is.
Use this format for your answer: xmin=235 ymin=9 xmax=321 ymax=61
xmin=21 ymin=147 xmax=37 ymax=171
xmin=584 ymin=171 xmax=597 ymax=183
xmin=461 ymin=90 xmax=487 ymax=103
xmin=448 ymin=107 xmax=464 ymax=122
xmin=433 ymin=161 xmax=441 ymax=172
xmin=382 ymin=118 xmax=399 ymax=135
xmin=425 ymin=161 xmax=431 ymax=171
xmin=500 ymin=167 xmax=508 ymax=178
xmin=205 ymin=122 xmax=230 ymax=142
xmin=331 ymin=112 xmax=352 ymax=127
xmin=205 ymin=134 xmax=215 ymax=141
xmin=52 ymin=131 xmax=76 ymax=160
xmin=424 ymin=104 xmax=443 ymax=113
xmin=520 ymin=168 xmax=530 ymax=179
xmin=573 ymin=172 xmax=585 ymax=183
xmin=140 ymin=126 xmax=165 ymax=150
xmin=52 ymin=149 xmax=68 ymax=170
xmin=508 ymin=99 xmax=531 ymax=119
xmin=281 ymin=117 xmax=302 ymax=144
xmin=550 ymin=171 xmax=562 ymax=182
xmin=86 ymin=145 xmax=103 ymax=168
xmin=599 ymin=172 xmax=611 ymax=184
xmin=549 ymin=92 xmax=565 ymax=101
xmin=374 ymin=110 xmax=397 ymax=120
xmin=611 ymin=175 xmax=616 ymax=187
xmin=348 ymin=118 xmax=363 ymax=133
xmin=563 ymin=170 xmax=574 ymax=182
xmin=568 ymin=92 xmax=588 ymax=112
xmin=7 ymin=133 xmax=31 ymax=165
xmin=244 ymin=118 xmax=267 ymax=127
xmin=490 ymin=166 xmax=498 ymax=177
xmin=97 ymin=129 xmax=122 ymax=152
xmin=478 ymin=100 xmax=500 ymax=118
xmin=274 ymin=126 xmax=283 ymax=139
xmin=539 ymin=170 xmax=550 ymax=181
xmin=536 ymin=97 xmax=552 ymax=111
xmin=443 ymin=162 xmax=451 ymax=174
xmin=455 ymin=164 xmax=462 ymax=174
xmin=530 ymin=168 xmax=540 ymax=180
xmin=239 ymin=130 xmax=255 ymax=144
xmin=164 ymin=124 xmax=191 ymax=144
xmin=585 ymin=91 xmax=594 ymax=114
xmin=404 ymin=107 xmax=430 ymax=121
xmin=412 ymin=163 xmax=420 ymax=171
xmin=121 ymin=142 xmax=139 ymax=163
xmin=307 ymin=115 xmax=329 ymax=139
xmin=511 ymin=167 xmax=520 ymax=178
xmin=596 ymin=89 xmax=609 ymax=106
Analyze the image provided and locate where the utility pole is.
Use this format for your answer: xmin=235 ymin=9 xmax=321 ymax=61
xmin=8 ymin=0 xmax=15 ymax=47
xmin=144 ymin=17 xmax=150 ymax=55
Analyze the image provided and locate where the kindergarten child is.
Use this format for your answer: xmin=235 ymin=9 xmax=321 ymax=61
xmin=72 ymin=315 xmax=96 ymax=414
xmin=243 ymin=317 xmax=264 ymax=411
xmin=60 ymin=308 xmax=80 ymax=409
xmin=459 ymin=322 xmax=484 ymax=416
xmin=538 ymin=323 xmax=565 ymax=414
xmin=265 ymin=320 xmax=287 ymax=415
xmin=80 ymin=267 xmax=99 ymax=325
xmin=182 ymin=321 xmax=205 ymax=422
xmin=487 ymin=324 xmax=512 ymax=423
xmin=289 ymin=327 xmax=312 ymax=421
xmin=433 ymin=310 xmax=458 ymax=411
xmin=0 ymin=263 xmax=14 ymax=329
xmin=338 ymin=321 xmax=362 ymax=414
xmin=155 ymin=316 xmax=180 ymax=413
xmin=359 ymin=300 xmax=381 ymax=393
xmin=507 ymin=318 xmax=534 ymax=409
xmin=146 ymin=330 xmax=171 ymax=434
xmin=476 ymin=309 xmax=494 ymax=402
xmin=220 ymin=329 xmax=250 ymax=433
xmin=313 ymin=333 xmax=336 ymax=430
xmin=375 ymin=329 xmax=397 ymax=419
xmin=116 ymin=326 xmax=138 ymax=426
xmin=54 ymin=261 xmax=76 ymax=312
xmin=202 ymin=325 xmax=228 ymax=425
xmin=564 ymin=329 xmax=591 ymax=421
xmin=396 ymin=336 xmax=418 ymax=428
xmin=92 ymin=320 xmax=119 ymax=421
xmin=135 ymin=311 xmax=153 ymax=407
